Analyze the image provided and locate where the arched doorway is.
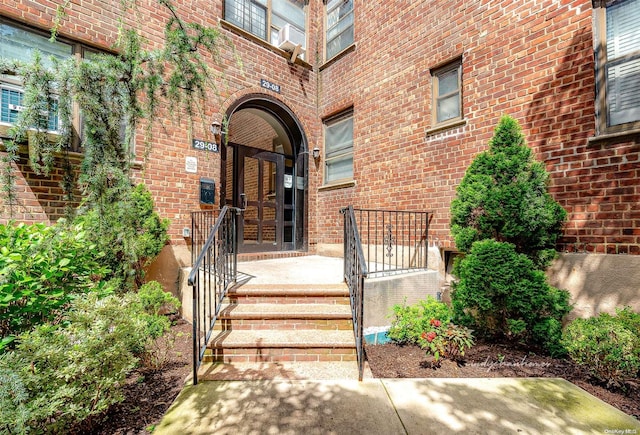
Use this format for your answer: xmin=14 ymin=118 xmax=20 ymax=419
xmin=221 ymin=94 xmax=308 ymax=253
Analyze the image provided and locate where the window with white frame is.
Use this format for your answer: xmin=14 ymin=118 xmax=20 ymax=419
xmin=431 ymin=59 xmax=462 ymax=126
xmin=0 ymin=20 xmax=72 ymax=133
xmin=0 ymin=19 xmax=112 ymax=151
xmin=224 ymin=0 xmax=306 ymax=51
xmin=324 ymin=109 xmax=353 ymax=184
xmin=326 ymin=0 xmax=354 ymax=60
xmin=594 ymin=0 xmax=640 ymax=134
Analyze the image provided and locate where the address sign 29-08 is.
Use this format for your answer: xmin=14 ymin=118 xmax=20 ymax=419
xmin=192 ymin=139 xmax=219 ymax=153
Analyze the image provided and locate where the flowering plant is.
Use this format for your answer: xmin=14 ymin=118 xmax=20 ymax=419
xmin=419 ymin=319 xmax=475 ymax=364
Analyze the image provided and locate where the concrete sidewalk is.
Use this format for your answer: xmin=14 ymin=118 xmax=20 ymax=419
xmin=155 ymin=377 xmax=640 ymax=434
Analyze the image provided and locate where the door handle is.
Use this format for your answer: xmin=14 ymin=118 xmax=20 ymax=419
xmin=240 ymin=193 xmax=247 ymax=210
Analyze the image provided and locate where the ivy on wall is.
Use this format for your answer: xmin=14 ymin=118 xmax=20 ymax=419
xmin=0 ymin=0 xmax=229 ymax=216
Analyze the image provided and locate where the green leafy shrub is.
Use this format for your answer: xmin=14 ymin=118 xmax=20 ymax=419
xmin=562 ymin=307 xmax=640 ymax=388
xmin=0 ymin=220 xmax=110 ymax=349
xmin=450 ymin=115 xmax=567 ymax=270
xmin=418 ymin=320 xmax=475 ymax=364
xmin=0 ymin=292 xmax=150 ymax=433
xmin=75 ymin=184 xmax=169 ymax=292
xmin=387 ymin=296 xmax=453 ymax=345
xmin=135 ymin=281 xmax=181 ymax=369
xmin=452 ymin=239 xmax=571 ymax=355
xmin=0 ymin=287 xmax=180 ymax=432
xmin=138 ymin=280 xmax=181 ymax=316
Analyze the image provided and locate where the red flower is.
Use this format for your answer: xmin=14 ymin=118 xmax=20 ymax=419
xmin=421 ymin=332 xmax=427 ymax=339
xmin=426 ymin=332 xmax=437 ymax=342
xmin=430 ymin=319 xmax=441 ymax=327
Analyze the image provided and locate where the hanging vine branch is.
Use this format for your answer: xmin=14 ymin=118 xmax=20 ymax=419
xmin=1 ymin=0 xmax=227 ymax=215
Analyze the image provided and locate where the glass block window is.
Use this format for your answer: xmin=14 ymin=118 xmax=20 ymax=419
xmin=225 ymin=0 xmax=268 ymax=39
xmin=225 ymin=0 xmax=306 ymax=49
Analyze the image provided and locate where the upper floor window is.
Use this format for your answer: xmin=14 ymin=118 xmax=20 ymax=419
xmin=0 ymin=20 xmax=111 ymax=151
xmin=431 ymin=59 xmax=462 ymax=126
xmin=594 ymin=0 xmax=640 ymax=134
xmin=224 ymin=0 xmax=306 ymax=52
xmin=0 ymin=21 xmax=72 ymax=133
xmin=324 ymin=109 xmax=353 ymax=184
xmin=0 ymin=22 xmax=72 ymax=66
xmin=326 ymin=0 xmax=353 ymax=60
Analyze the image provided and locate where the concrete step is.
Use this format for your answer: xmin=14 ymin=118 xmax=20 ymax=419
xmin=197 ymin=361 xmax=373 ymax=381
xmin=204 ymin=329 xmax=357 ymax=363
xmin=226 ymin=284 xmax=350 ymax=304
xmin=213 ymin=303 xmax=353 ymax=330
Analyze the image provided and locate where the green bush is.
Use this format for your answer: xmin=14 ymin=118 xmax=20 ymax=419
xmin=450 ymin=115 xmax=566 ymax=270
xmin=75 ymin=183 xmax=169 ymax=292
xmin=132 ymin=281 xmax=181 ymax=369
xmin=138 ymin=280 xmax=181 ymax=316
xmin=0 ymin=292 xmax=150 ymax=433
xmin=452 ymin=239 xmax=571 ymax=355
xmin=0 ymin=220 xmax=110 ymax=349
xmin=562 ymin=308 xmax=640 ymax=388
xmin=387 ymin=296 xmax=453 ymax=345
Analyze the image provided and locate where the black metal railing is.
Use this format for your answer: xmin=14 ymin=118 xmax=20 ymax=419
xmin=188 ymin=206 xmax=240 ymax=385
xmin=341 ymin=206 xmax=368 ymax=381
xmin=352 ymin=208 xmax=432 ymax=276
xmin=342 ymin=207 xmax=432 ymax=380
xmin=191 ymin=210 xmax=219 ymax=266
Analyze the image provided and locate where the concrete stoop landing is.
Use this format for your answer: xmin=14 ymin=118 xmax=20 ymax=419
xmin=199 ymin=256 xmax=361 ymax=379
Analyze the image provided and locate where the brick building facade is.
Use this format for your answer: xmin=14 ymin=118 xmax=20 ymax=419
xmin=1 ymin=0 xmax=639 ymax=315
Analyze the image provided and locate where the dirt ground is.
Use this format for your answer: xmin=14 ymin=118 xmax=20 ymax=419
xmin=83 ymin=322 xmax=639 ymax=433
xmin=80 ymin=319 xmax=193 ymax=435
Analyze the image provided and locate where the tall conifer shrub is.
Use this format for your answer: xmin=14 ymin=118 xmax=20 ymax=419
xmin=450 ymin=115 xmax=566 ymax=269
xmin=450 ymin=116 xmax=571 ymax=355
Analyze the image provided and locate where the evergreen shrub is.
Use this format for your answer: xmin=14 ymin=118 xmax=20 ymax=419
xmin=0 ymin=286 xmax=181 ymax=432
xmin=450 ymin=115 xmax=566 ymax=269
xmin=452 ymin=239 xmax=571 ymax=355
xmin=75 ymin=184 xmax=169 ymax=292
xmin=0 ymin=292 xmax=148 ymax=433
xmin=449 ymin=116 xmax=572 ymax=355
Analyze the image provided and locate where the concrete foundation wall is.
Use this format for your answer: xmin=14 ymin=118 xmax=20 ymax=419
xmin=145 ymin=244 xmax=191 ymax=296
xmin=547 ymin=253 xmax=640 ymax=319
xmin=364 ymin=271 xmax=441 ymax=329
xmin=177 ymin=267 xmax=193 ymax=323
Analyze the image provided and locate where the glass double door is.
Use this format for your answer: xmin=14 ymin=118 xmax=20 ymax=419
xmin=236 ymin=145 xmax=285 ymax=253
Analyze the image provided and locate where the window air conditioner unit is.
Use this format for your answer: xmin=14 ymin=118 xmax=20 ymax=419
xmin=8 ymin=104 xmax=24 ymax=112
xmin=278 ymin=24 xmax=305 ymax=55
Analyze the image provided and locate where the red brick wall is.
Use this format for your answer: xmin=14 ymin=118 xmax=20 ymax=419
xmin=0 ymin=0 xmax=319 ymax=252
xmin=1 ymin=0 xmax=638 ymax=257
xmin=0 ymin=149 xmax=82 ymax=223
xmin=316 ymin=0 xmax=639 ymax=254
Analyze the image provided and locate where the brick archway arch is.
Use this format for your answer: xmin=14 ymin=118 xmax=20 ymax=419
xmin=220 ymin=93 xmax=309 ymax=252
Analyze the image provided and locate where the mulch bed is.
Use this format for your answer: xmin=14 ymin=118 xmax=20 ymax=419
xmin=78 ymin=319 xmax=193 ymax=435
xmin=79 ymin=324 xmax=639 ymax=433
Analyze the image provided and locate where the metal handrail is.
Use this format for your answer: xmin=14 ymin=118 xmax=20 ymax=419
xmin=341 ymin=205 xmax=368 ymax=381
xmin=342 ymin=207 xmax=432 ymax=380
xmin=191 ymin=210 xmax=218 ymax=266
xmin=353 ymin=208 xmax=432 ymax=276
xmin=188 ymin=206 xmax=240 ymax=385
